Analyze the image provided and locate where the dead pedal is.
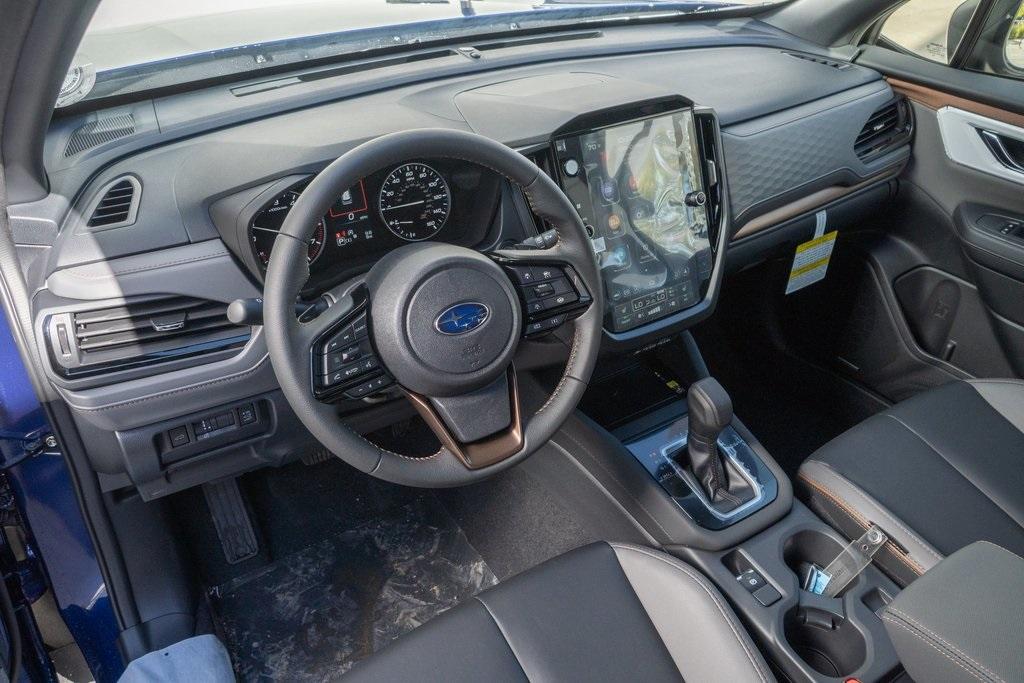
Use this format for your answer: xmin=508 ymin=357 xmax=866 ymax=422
xmin=203 ymin=478 xmax=258 ymax=564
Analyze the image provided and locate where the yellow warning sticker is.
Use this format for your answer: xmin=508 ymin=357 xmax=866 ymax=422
xmin=786 ymin=231 xmax=837 ymax=294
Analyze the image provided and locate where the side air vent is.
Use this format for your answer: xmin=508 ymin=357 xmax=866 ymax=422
xmin=855 ymin=97 xmax=913 ymax=162
xmin=64 ymin=113 xmax=136 ymax=157
xmin=785 ymin=51 xmax=853 ymax=70
xmin=47 ymin=296 xmax=250 ymax=379
xmin=86 ymin=176 xmax=141 ymax=229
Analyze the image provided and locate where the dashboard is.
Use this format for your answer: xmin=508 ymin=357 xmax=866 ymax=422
xmin=20 ymin=20 xmax=913 ymax=495
xmin=240 ymin=107 xmax=721 ymax=336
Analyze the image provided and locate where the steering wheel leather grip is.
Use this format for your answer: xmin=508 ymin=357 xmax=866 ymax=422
xmin=263 ymin=128 xmax=603 ymax=487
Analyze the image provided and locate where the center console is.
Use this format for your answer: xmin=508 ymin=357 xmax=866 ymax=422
xmin=523 ymin=97 xmax=906 ymax=681
xmin=539 ymin=334 xmax=907 ymax=682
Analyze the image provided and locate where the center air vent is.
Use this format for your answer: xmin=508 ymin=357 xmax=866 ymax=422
xmin=855 ymin=97 xmax=913 ymax=162
xmin=47 ymin=296 xmax=249 ymax=380
xmin=86 ymin=176 xmax=141 ymax=229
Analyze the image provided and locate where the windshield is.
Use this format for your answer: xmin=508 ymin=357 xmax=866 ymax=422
xmin=62 ymin=0 xmax=778 ymax=107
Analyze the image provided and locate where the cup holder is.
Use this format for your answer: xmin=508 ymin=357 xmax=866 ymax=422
xmin=783 ymin=529 xmax=850 ymax=596
xmin=782 ymin=529 xmax=867 ymax=677
xmin=784 ymin=607 xmax=866 ymax=678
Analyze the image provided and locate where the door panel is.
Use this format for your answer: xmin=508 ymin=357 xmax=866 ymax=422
xmin=846 ymin=44 xmax=1024 ymax=393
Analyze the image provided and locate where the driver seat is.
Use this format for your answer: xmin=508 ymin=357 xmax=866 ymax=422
xmin=346 ymin=542 xmax=773 ymax=682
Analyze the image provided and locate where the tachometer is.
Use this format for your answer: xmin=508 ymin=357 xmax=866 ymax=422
xmin=378 ymin=163 xmax=451 ymax=241
xmin=250 ymin=189 xmax=326 ymax=267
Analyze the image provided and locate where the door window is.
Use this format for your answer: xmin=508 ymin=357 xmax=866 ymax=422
xmin=879 ymin=0 xmax=980 ymax=64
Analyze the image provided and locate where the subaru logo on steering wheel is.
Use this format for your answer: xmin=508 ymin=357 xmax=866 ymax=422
xmin=435 ymin=302 xmax=490 ymax=335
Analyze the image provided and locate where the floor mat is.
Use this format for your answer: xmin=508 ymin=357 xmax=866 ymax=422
xmin=436 ymin=466 xmax=598 ymax=580
xmin=211 ymin=497 xmax=498 ymax=681
xmin=170 ymin=457 xmax=425 ymax=587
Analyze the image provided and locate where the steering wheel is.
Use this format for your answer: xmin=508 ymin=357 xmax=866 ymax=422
xmin=263 ymin=129 xmax=603 ymax=487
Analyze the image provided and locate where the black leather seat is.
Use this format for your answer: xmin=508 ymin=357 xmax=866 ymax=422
xmin=346 ymin=542 xmax=773 ymax=682
xmin=798 ymin=379 xmax=1024 ymax=587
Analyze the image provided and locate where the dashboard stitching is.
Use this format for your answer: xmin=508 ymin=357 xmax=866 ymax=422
xmin=59 ymin=250 xmax=230 ymax=279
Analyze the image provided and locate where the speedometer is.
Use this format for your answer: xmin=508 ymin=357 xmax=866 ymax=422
xmin=378 ymin=163 xmax=451 ymax=241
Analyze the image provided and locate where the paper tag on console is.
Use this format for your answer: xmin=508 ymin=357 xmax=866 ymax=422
xmin=786 ymin=210 xmax=836 ymax=295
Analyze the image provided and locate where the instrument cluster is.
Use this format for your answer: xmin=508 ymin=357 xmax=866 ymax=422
xmin=248 ymin=160 xmax=498 ymax=289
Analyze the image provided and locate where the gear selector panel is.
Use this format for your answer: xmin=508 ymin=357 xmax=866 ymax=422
xmin=615 ymin=400 xmax=779 ymax=530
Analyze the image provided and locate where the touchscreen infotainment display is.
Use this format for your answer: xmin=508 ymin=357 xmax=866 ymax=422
xmin=553 ymin=111 xmax=712 ymax=333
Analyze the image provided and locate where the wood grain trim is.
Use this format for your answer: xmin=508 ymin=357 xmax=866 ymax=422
xmin=887 ymin=77 xmax=1024 ymax=129
xmin=732 ymin=168 xmax=901 ymax=240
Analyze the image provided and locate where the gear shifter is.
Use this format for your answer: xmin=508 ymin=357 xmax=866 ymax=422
xmin=686 ymin=378 xmax=732 ymax=502
xmin=684 ymin=378 xmax=754 ymax=512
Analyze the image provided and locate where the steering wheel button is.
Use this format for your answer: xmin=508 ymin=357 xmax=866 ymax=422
xmin=548 ymin=277 xmax=573 ymax=296
xmin=543 ymin=293 xmax=577 ymax=310
xmin=352 ymin=317 xmax=369 ymax=339
xmin=325 ymin=363 xmax=366 ymax=383
xmin=530 ymin=282 xmax=556 ymax=298
xmin=509 ymin=267 xmax=536 ymax=285
xmin=322 ymin=352 xmax=343 ymax=374
xmin=543 ymin=314 xmax=566 ymax=330
xmin=323 ymin=326 xmax=356 ymax=354
xmin=344 ymin=381 xmax=373 ymax=399
xmin=527 ymin=300 xmax=545 ymax=315
xmin=344 ymin=373 xmax=393 ymax=399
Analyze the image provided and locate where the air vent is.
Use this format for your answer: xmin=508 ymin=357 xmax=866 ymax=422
xmin=855 ymin=97 xmax=913 ymax=162
xmin=64 ymin=113 xmax=135 ymax=157
xmin=48 ymin=297 xmax=249 ymax=379
xmin=785 ymin=52 xmax=852 ymax=70
xmin=87 ymin=176 xmax=141 ymax=229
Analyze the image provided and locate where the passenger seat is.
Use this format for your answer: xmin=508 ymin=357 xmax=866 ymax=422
xmin=797 ymin=379 xmax=1024 ymax=587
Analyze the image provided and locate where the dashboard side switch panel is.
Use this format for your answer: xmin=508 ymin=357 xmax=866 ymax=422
xmin=238 ymin=403 xmax=257 ymax=425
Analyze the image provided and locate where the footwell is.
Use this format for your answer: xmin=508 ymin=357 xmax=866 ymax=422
xmin=210 ymin=497 xmax=498 ymax=681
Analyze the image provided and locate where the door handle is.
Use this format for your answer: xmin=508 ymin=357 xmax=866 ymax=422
xmin=978 ymin=129 xmax=1024 ymax=174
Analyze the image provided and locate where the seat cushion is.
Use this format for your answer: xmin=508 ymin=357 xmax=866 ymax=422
xmin=345 ymin=542 xmax=773 ymax=682
xmin=797 ymin=379 xmax=1024 ymax=586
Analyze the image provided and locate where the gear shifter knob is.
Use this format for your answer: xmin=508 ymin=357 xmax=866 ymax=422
xmin=686 ymin=378 xmax=733 ymax=503
xmin=687 ymin=377 xmax=733 ymax=441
